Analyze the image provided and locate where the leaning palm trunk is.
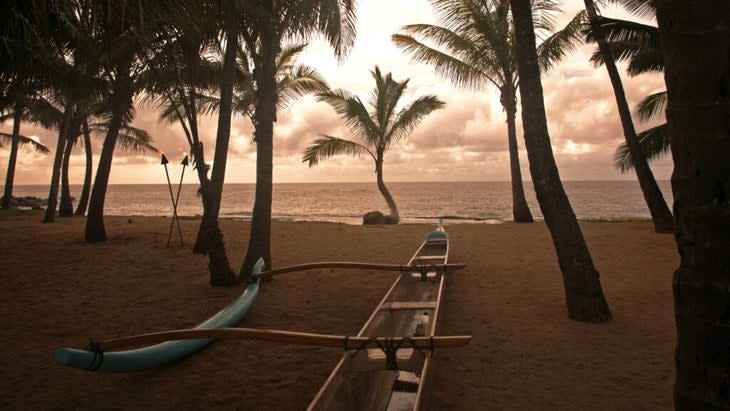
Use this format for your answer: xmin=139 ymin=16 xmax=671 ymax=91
xmin=375 ymin=158 xmax=399 ymax=220
xmin=511 ymin=0 xmax=611 ymax=323
xmin=206 ymin=30 xmax=239 ymax=286
xmin=2 ymin=106 xmax=22 ymax=209
xmin=503 ymin=84 xmax=533 ymax=222
xmin=241 ymin=29 xmax=278 ymax=277
xmin=583 ymin=0 xmax=673 ymax=234
xmin=43 ymin=107 xmax=73 ymax=223
xmin=191 ymin=141 xmax=212 ymax=254
xmin=74 ymin=119 xmax=92 ymax=216
xmin=85 ymin=68 xmax=132 ymax=242
xmin=656 ymin=1 xmax=730 ymax=408
xmin=59 ymin=127 xmax=75 ymax=217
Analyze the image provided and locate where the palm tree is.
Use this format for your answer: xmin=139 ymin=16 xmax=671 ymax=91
xmin=187 ymin=42 xmax=329 ymax=256
xmin=73 ymin=119 xmax=92 ymax=215
xmin=656 ymin=1 xmax=730 ymax=408
xmin=393 ymin=0 xmax=575 ymax=223
xmin=509 ymin=0 xmax=611 ymax=323
xmin=80 ymin=0 xmax=188 ymax=242
xmin=303 ymin=66 xmax=445 ymax=222
xmin=582 ymin=11 xmax=669 ymax=172
xmin=238 ymin=0 xmax=358 ymax=278
xmin=0 ymin=79 xmax=51 ymax=208
xmin=0 ymin=127 xmax=50 ymax=208
xmin=580 ymin=0 xmax=673 ymax=233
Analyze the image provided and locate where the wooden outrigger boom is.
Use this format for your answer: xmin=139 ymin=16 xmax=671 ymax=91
xmin=308 ymin=221 xmax=464 ymax=410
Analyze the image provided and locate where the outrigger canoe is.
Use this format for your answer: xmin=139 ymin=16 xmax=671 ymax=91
xmin=53 ymin=259 xmax=266 ymax=372
xmin=308 ymin=222 xmax=452 ymax=410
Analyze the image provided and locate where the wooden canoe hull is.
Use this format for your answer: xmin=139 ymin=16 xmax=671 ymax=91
xmin=308 ymin=230 xmax=452 ymax=410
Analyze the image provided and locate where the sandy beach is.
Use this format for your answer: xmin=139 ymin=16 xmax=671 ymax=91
xmin=0 ymin=213 xmax=677 ymax=410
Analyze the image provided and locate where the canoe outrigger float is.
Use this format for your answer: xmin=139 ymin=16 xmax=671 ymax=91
xmin=53 ymin=259 xmax=267 ymax=372
xmin=54 ymin=222 xmax=468 ymax=409
xmin=307 ymin=221 xmax=455 ymax=410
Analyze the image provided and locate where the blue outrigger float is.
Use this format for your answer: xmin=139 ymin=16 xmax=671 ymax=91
xmin=53 ymin=259 xmax=265 ymax=372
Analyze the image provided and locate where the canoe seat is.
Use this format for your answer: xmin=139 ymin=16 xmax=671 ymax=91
xmin=381 ymin=301 xmax=437 ymax=311
xmin=412 ymin=255 xmax=447 ymax=261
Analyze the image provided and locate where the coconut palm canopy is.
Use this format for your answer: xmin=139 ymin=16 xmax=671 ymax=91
xmin=303 ymin=66 xmax=445 ymax=220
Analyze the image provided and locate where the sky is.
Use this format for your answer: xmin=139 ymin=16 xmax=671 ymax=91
xmin=0 ymin=0 xmax=672 ymax=186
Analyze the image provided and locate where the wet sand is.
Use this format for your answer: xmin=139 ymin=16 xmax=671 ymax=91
xmin=0 ymin=214 xmax=677 ymax=409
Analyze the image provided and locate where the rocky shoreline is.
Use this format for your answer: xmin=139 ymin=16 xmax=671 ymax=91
xmin=0 ymin=196 xmax=48 ymax=209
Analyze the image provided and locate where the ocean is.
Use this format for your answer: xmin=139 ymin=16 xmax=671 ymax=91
xmin=10 ymin=181 xmax=672 ymax=224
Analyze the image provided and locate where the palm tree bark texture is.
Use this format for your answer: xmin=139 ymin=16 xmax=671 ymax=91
xmin=241 ymin=23 xmax=278 ymax=277
xmin=85 ymin=67 xmax=132 ymax=241
xmin=206 ymin=29 xmax=239 ymax=286
xmin=43 ymin=106 xmax=73 ymax=223
xmin=501 ymin=83 xmax=533 ymax=222
xmin=656 ymin=1 xmax=730 ymax=408
xmin=2 ymin=105 xmax=23 ymax=209
xmin=510 ymin=0 xmax=611 ymax=322
xmin=583 ymin=0 xmax=674 ymax=234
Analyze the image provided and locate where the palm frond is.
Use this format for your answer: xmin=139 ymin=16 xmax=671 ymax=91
xmin=302 ymin=135 xmax=374 ymax=166
xmin=278 ymin=65 xmax=330 ymax=110
xmin=385 ymin=95 xmax=446 ymax=149
xmin=392 ymin=31 xmax=493 ymax=90
xmin=316 ymin=90 xmax=379 ymax=142
xmin=537 ymin=10 xmax=586 ymax=71
xmin=0 ymin=132 xmax=50 ymax=153
xmin=613 ymin=123 xmax=668 ymax=172
xmin=588 ymin=39 xmax=663 ymax=74
xmin=605 ymin=0 xmax=657 ymax=20
xmin=277 ymin=43 xmax=308 ymax=72
xmin=116 ymin=124 xmax=157 ymax=154
xmin=635 ymin=90 xmax=666 ymax=122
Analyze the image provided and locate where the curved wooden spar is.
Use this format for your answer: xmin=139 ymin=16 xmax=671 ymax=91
xmin=53 ymin=258 xmax=266 ymax=373
xmin=97 ymin=327 xmax=472 ymax=352
xmin=255 ymin=262 xmax=466 ymax=279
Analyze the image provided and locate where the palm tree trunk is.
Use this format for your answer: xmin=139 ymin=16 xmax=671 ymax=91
xmin=583 ymin=0 xmax=673 ymax=234
xmin=191 ymin=141 xmax=212 ymax=254
xmin=43 ymin=107 xmax=72 ymax=223
xmin=241 ymin=28 xmax=278 ymax=277
xmin=74 ymin=119 xmax=92 ymax=216
xmin=375 ymin=157 xmax=399 ymax=221
xmin=206 ymin=29 xmax=238 ymax=285
xmin=59 ymin=123 xmax=76 ymax=217
xmin=656 ymin=2 xmax=730 ymax=408
xmin=510 ymin=0 xmax=611 ymax=323
xmin=85 ymin=67 xmax=132 ymax=242
xmin=2 ymin=105 xmax=22 ymax=209
xmin=502 ymin=84 xmax=534 ymax=223
xmin=189 ymin=93 xmax=212 ymax=255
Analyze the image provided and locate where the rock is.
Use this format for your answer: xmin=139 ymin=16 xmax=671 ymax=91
xmin=362 ymin=210 xmax=399 ymax=225
xmin=363 ymin=210 xmax=386 ymax=225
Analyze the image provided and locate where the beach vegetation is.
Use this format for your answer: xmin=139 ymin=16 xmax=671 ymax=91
xmin=510 ymin=0 xmax=612 ymax=323
xmin=303 ymin=66 xmax=445 ymax=223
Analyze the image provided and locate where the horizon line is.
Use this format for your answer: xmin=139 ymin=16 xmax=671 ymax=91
xmin=12 ymin=179 xmax=670 ymax=186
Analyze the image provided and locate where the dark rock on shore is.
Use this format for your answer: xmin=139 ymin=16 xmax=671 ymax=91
xmin=362 ymin=210 xmax=399 ymax=225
